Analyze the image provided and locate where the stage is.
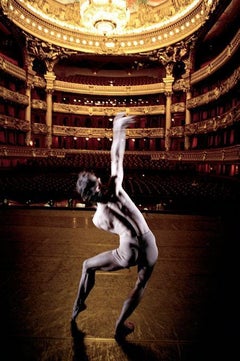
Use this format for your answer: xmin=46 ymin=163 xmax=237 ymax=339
xmin=0 ymin=208 xmax=238 ymax=360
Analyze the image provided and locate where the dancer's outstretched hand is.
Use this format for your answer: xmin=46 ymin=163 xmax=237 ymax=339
xmin=113 ymin=112 xmax=135 ymax=130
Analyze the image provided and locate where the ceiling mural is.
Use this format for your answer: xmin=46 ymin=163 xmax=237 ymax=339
xmin=11 ymin=0 xmax=202 ymax=33
xmin=1 ymin=0 xmax=220 ymax=53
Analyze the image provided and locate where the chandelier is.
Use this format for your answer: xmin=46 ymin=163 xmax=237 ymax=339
xmin=80 ymin=0 xmax=130 ymax=35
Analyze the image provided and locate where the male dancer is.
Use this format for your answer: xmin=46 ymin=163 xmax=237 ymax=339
xmin=71 ymin=112 xmax=158 ymax=341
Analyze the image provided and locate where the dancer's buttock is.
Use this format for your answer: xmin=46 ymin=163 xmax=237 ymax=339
xmin=112 ymin=230 xmax=158 ymax=268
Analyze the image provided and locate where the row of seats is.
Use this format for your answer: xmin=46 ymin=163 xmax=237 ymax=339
xmin=1 ymin=170 xmax=239 ymax=211
xmin=58 ymin=74 xmax=161 ymax=86
xmin=22 ymin=153 xmax=172 ymax=172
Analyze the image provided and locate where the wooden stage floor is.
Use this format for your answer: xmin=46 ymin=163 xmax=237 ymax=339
xmin=0 ymin=208 xmax=239 ymax=361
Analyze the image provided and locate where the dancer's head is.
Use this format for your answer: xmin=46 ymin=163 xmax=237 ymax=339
xmin=76 ymin=171 xmax=101 ymax=202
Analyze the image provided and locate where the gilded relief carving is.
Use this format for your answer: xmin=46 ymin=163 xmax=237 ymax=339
xmin=24 ymin=0 xmax=81 ymax=25
xmin=53 ymin=103 xmax=165 ymax=116
xmin=25 ymin=33 xmax=77 ymax=71
xmin=171 ymin=102 xmax=185 ymax=112
xmin=0 ymin=115 xmax=30 ymax=131
xmin=184 ymin=106 xmax=239 ymax=136
xmin=0 ymin=54 xmax=26 ymax=80
xmin=52 ymin=125 xmax=165 ymax=138
xmin=188 ymin=65 xmax=240 ymax=109
xmin=32 ymin=123 xmax=48 ymax=134
xmin=31 ymin=99 xmax=47 ymax=110
xmin=1 ymin=1 xmax=215 ymax=53
xmin=0 ymin=86 xmax=29 ymax=105
xmin=20 ymin=0 xmax=195 ymax=32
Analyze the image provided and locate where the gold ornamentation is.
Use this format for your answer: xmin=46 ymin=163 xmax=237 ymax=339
xmin=188 ymin=65 xmax=240 ymax=109
xmin=25 ymin=33 xmax=78 ymax=71
xmin=0 ymin=86 xmax=29 ymax=105
xmin=32 ymin=123 xmax=48 ymax=134
xmin=52 ymin=125 xmax=165 ymax=138
xmin=31 ymin=99 xmax=47 ymax=110
xmin=0 ymin=114 xmax=30 ymax=131
xmin=0 ymin=0 xmax=215 ymax=53
xmin=80 ymin=0 xmax=130 ymax=35
xmin=0 ymin=54 xmax=26 ymax=80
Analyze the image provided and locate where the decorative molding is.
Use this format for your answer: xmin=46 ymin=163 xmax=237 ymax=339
xmin=52 ymin=125 xmax=165 ymax=138
xmin=0 ymin=0 xmax=212 ymax=54
xmin=171 ymin=102 xmax=185 ymax=112
xmin=1 ymin=145 xmax=239 ymax=163
xmin=54 ymin=80 xmax=165 ymax=96
xmin=53 ymin=125 xmax=112 ymax=138
xmin=188 ymin=65 xmax=240 ymax=109
xmin=168 ymin=125 xmax=184 ymax=137
xmin=31 ymin=99 xmax=47 ymax=110
xmin=142 ymin=36 xmax=196 ymax=77
xmin=44 ymin=71 xmax=56 ymax=90
xmin=173 ymin=78 xmax=190 ymax=92
xmin=0 ymin=145 xmax=66 ymax=158
xmin=1 ymin=104 xmax=239 ymax=139
xmin=25 ymin=33 xmax=78 ymax=71
xmin=0 ymin=85 xmax=29 ymax=105
xmin=0 ymin=54 xmax=26 ymax=81
xmin=53 ymin=103 xmax=165 ymax=116
xmin=0 ymin=114 xmax=30 ymax=131
xmin=191 ymin=29 xmax=240 ymax=84
xmin=33 ymin=75 xmax=46 ymax=88
xmin=184 ymin=107 xmax=239 ymax=135
xmin=32 ymin=122 xmax=48 ymax=134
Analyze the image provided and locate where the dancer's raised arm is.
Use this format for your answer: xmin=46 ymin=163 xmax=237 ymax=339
xmin=72 ymin=111 xmax=158 ymax=342
xmin=111 ymin=113 xmax=135 ymax=190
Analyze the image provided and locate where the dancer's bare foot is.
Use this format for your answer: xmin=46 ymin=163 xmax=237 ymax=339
xmin=71 ymin=302 xmax=86 ymax=322
xmin=114 ymin=321 xmax=135 ymax=342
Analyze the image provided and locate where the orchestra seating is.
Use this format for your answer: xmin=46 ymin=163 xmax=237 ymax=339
xmin=58 ymin=74 xmax=161 ymax=86
xmin=1 ymin=153 xmax=239 ymax=212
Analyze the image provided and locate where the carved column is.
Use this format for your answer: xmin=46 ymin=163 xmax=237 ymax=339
xmin=44 ymin=72 xmax=56 ymax=148
xmin=24 ymin=35 xmax=71 ymax=148
xmin=25 ymin=71 xmax=35 ymax=145
xmin=182 ymin=48 xmax=193 ymax=150
xmin=25 ymin=85 xmax=32 ymax=146
xmin=184 ymin=88 xmax=192 ymax=150
xmin=163 ymin=76 xmax=174 ymax=151
xmin=24 ymin=53 xmax=36 ymax=145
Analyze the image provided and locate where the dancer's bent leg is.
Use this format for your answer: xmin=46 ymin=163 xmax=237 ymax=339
xmin=114 ymin=265 xmax=154 ymax=340
xmin=72 ymin=250 xmax=122 ymax=321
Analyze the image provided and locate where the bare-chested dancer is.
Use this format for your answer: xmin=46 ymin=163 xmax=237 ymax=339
xmin=71 ymin=112 xmax=158 ymax=341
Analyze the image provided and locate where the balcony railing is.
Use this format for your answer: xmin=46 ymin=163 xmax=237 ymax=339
xmin=1 ymin=145 xmax=239 ymax=163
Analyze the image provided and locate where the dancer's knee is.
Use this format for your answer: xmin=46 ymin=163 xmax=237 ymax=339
xmin=136 ymin=267 xmax=153 ymax=289
xmin=136 ymin=275 xmax=147 ymax=290
xmin=82 ymin=258 xmax=95 ymax=274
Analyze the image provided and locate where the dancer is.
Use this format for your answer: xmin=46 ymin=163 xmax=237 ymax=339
xmin=71 ymin=112 xmax=158 ymax=341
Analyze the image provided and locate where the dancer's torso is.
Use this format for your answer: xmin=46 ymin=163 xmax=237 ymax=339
xmin=92 ymin=189 xmax=149 ymax=237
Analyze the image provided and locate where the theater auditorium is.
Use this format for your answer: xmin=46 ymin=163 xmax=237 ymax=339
xmin=0 ymin=1 xmax=239 ymax=360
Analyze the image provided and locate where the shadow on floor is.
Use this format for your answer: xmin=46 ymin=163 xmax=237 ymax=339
xmin=71 ymin=322 xmax=89 ymax=361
